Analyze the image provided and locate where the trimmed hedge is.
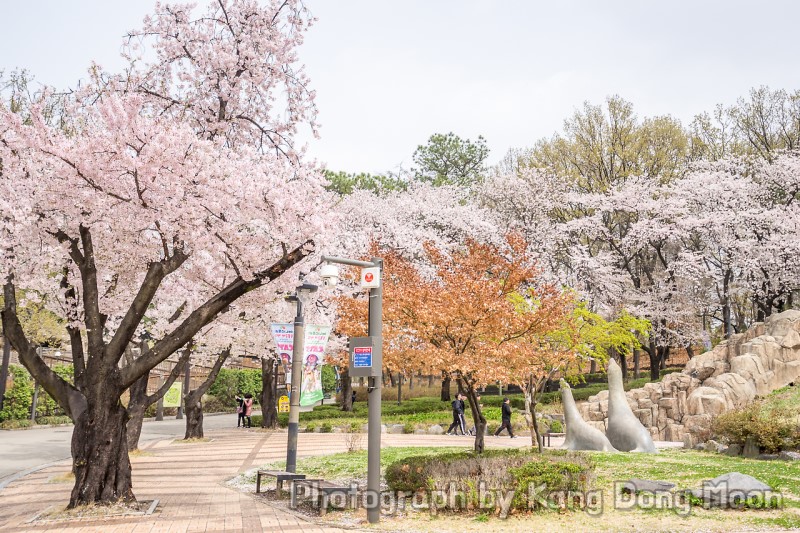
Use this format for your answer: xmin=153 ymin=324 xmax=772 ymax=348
xmin=385 ymin=448 xmax=594 ymax=512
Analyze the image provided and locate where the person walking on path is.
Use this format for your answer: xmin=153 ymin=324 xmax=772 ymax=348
xmin=236 ymin=391 xmax=245 ymax=427
xmin=447 ymin=393 xmax=467 ymax=435
xmin=243 ymin=393 xmax=254 ymax=428
xmin=494 ymin=397 xmax=515 ymax=437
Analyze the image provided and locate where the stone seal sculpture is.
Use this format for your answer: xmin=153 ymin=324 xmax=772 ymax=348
xmin=606 ymin=359 xmax=657 ymax=452
xmin=560 ymin=379 xmax=616 ymax=452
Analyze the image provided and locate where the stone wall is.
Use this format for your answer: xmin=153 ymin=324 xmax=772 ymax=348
xmin=580 ymin=310 xmax=800 ymax=447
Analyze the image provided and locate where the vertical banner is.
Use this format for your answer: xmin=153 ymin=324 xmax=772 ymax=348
xmin=163 ymin=381 xmax=182 ymax=408
xmin=300 ymin=325 xmax=331 ymax=407
xmin=270 ymin=323 xmax=331 ymax=408
xmin=270 ymin=323 xmax=294 ymax=389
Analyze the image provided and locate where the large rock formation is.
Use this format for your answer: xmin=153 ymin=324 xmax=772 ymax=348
xmin=580 ymin=310 xmax=800 ymax=446
xmin=560 ymin=379 xmax=616 ymax=452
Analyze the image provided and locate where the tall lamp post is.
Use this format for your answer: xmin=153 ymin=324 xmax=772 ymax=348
xmin=320 ymin=255 xmax=383 ymax=524
xmin=285 ymin=282 xmax=318 ymax=473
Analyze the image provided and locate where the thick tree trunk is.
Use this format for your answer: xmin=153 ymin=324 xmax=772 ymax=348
xmin=70 ymin=398 xmax=134 ymax=507
xmin=397 ymin=374 xmax=402 ymax=405
xmin=340 ymin=367 xmax=353 ymax=412
xmin=126 ymin=372 xmax=149 ymax=451
xmin=633 ymin=349 xmax=640 ymax=379
xmin=590 ymin=358 xmax=597 ymax=374
xmin=183 ymin=391 xmax=204 ymax=439
xmin=440 ymin=371 xmax=451 ymax=402
xmin=260 ymin=357 xmax=278 ymax=428
xmin=647 ymin=342 xmax=660 ymax=381
xmin=127 ymin=348 xmax=190 ymax=451
xmin=462 ymin=380 xmax=486 ymax=454
xmin=531 ymin=395 xmax=543 ymax=453
xmin=182 ymin=348 xmax=229 ymax=440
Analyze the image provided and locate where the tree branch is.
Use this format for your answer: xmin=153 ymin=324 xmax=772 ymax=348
xmin=190 ymin=346 xmax=230 ymax=399
xmin=2 ymin=276 xmax=86 ymax=420
xmin=107 ymin=248 xmax=189 ymax=365
xmin=76 ymin=225 xmax=105 ymax=362
xmin=119 ymin=239 xmax=313 ymax=388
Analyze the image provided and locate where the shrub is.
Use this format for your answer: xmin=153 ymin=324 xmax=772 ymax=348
xmin=250 ymin=415 xmax=263 ymax=427
xmin=548 ymin=420 xmax=563 ymax=433
xmin=509 ymin=456 xmax=591 ymax=510
xmin=0 ymin=418 xmax=33 ymax=429
xmin=35 ymin=415 xmax=72 ymax=425
xmin=403 ymin=422 xmax=415 ymax=434
xmin=712 ymin=401 xmax=800 ymax=453
xmin=320 ymin=422 xmax=333 ymax=433
xmin=0 ymin=365 xmax=34 ymax=422
xmin=208 ymin=368 xmax=261 ymax=405
xmin=305 ymin=422 xmax=317 ymax=432
xmin=201 ymin=395 xmax=230 ymax=414
xmin=321 ymin=365 xmax=336 ymax=394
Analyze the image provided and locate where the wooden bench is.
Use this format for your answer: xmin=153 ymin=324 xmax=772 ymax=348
xmin=543 ymin=432 xmax=565 ymax=447
xmin=256 ymin=470 xmax=307 ymax=493
xmin=290 ymin=479 xmax=357 ymax=515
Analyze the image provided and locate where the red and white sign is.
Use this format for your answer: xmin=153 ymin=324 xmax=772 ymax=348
xmin=360 ymin=267 xmax=381 ymax=289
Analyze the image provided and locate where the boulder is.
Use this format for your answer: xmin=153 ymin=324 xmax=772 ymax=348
xmin=724 ymin=443 xmax=742 ymax=457
xmin=686 ymin=387 xmax=727 ymax=417
xmin=690 ymin=472 xmax=773 ymax=508
xmin=781 ymin=329 xmax=800 ymax=349
xmin=743 ymin=436 xmax=759 ymax=458
xmin=620 ymin=479 xmax=676 ymax=494
xmin=779 ymin=451 xmax=800 ymax=461
xmin=427 ymin=424 xmax=444 ymax=435
xmin=388 ymin=424 xmax=405 ymax=434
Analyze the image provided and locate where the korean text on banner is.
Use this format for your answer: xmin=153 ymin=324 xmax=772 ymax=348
xmin=300 ymin=324 xmax=331 ymax=407
xmin=270 ymin=323 xmax=294 ymax=389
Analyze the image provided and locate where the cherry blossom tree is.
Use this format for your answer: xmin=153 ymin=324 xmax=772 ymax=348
xmin=0 ymin=0 xmax=329 ymax=507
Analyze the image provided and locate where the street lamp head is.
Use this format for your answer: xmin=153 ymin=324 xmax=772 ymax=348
xmin=320 ymin=263 xmax=339 ymax=287
xmin=297 ymin=282 xmax=318 ymax=294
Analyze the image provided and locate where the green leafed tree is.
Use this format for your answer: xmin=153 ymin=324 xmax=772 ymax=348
xmin=323 ymin=170 xmax=407 ymax=196
xmin=412 ymin=132 xmax=490 ymax=187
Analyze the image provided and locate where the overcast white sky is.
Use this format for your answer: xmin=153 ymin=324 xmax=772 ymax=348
xmin=2 ymin=1 xmax=798 ymax=174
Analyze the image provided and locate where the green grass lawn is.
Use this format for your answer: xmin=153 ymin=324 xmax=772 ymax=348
xmin=250 ymin=445 xmax=800 ymax=531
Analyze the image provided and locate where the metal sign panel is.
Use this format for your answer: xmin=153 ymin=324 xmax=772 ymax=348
xmin=360 ymin=267 xmax=381 ymax=289
xmin=349 ymin=336 xmax=380 ymax=377
xmin=278 ymin=395 xmax=290 ymax=413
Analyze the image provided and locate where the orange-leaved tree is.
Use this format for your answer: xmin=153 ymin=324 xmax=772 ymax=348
xmin=397 ymin=234 xmax=573 ymax=453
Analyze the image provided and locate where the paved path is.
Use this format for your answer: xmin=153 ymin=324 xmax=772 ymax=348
xmin=0 ymin=428 xmax=683 ymax=532
xmin=0 ymin=412 xmax=250 ymax=485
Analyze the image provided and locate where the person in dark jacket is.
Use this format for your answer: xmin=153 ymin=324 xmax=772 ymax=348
xmin=235 ymin=391 xmax=245 ymax=428
xmin=494 ymin=397 xmax=515 ymax=437
xmin=446 ymin=393 xmax=467 ymax=435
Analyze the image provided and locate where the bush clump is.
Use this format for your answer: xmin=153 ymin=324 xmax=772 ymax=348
xmin=385 ymin=449 xmax=594 ymax=513
xmin=712 ymin=401 xmax=800 ymax=453
xmin=0 ymin=365 xmax=34 ymax=422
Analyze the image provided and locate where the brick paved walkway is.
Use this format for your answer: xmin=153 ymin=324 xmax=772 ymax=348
xmin=0 ymin=428 xmax=526 ymax=532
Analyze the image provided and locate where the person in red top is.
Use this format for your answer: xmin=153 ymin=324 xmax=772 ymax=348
xmin=243 ymin=393 xmax=254 ymax=428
